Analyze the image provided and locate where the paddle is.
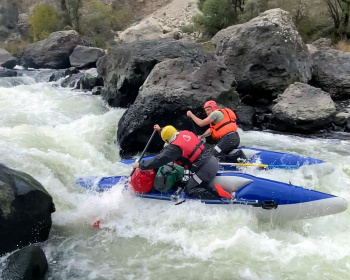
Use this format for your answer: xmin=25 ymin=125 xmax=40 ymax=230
xmin=230 ymin=199 xmax=278 ymax=209
xmin=219 ymin=162 xmax=299 ymax=170
xmin=130 ymin=129 xmax=157 ymax=177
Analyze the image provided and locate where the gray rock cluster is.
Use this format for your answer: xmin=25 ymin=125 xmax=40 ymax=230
xmin=1 ymin=8 xmax=349 ymax=155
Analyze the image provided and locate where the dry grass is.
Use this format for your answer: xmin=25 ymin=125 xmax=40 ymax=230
xmin=335 ymin=40 xmax=350 ymax=52
xmin=200 ymin=41 xmax=216 ymax=52
xmin=0 ymin=41 xmax=31 ymax=55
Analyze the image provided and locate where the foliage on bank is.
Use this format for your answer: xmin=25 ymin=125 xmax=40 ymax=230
xmin=29 ymin=5 xmax=59 ymax=42
xmin=5 ymin=0 xmax=350 ymax=54
xmin=186 ymin=0 xmax=349 ymax=43
xmin=27 ymin=0 xmax=133 ymax=48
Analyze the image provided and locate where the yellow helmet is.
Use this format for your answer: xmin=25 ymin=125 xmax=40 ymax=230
xmin=161 ymin=125 xmax=177 ymax=142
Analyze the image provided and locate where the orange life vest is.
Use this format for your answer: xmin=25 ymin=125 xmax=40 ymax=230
xmin=171 ymin=131 xmax=205 ymax=168
xmin=210 ymin=108 xmax=237 ymax=141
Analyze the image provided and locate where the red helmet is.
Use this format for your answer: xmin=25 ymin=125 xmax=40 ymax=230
xmin=130 ymin=168 xmax=156 ymax=194
xmin=204 ymin=100 xmax=218 ymax=111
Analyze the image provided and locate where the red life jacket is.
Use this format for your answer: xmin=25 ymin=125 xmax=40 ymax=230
xmin=171 ymin=131 xmax=205 ymax=169
xmin=210 ymin=108 xmax=237 ymax=141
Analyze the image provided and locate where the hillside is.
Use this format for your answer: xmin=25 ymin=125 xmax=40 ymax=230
xmin=0 ymin=0 xmax=336 ymax=50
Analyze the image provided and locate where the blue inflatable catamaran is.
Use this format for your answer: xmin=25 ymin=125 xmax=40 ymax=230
xmin=76 ymin=147 xmax=347 ymax=221
xmin=120 ymin=146 xmax=325 ymax=170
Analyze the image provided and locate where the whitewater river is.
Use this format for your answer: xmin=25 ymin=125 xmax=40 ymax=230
xmin=0 ymin=69 xmax=350 ymax=280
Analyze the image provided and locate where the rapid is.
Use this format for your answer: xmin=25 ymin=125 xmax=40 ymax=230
xmin=0 ymin=69 xmax=349 ymax=280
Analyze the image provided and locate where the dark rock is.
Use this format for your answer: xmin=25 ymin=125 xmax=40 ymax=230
xmin=92 ymin=86 xmax=103 ymax=95
xmin=211 ymin=9 xmax=312 ymax=104
xmin=235 ymin=104 xmax=256 ymax=130
xmin=96 ymin=38 xmax=214 ymax=108
xmin=60 ymin=72 xmax=84 ymax=88
xmin=0 ymin=0 xmax=18 ymax=31
xmin=0 ymin=68 xmax=17 ymax=77
xmin=69 ymin=45 xmax=105 ymax=69
xmin=48 ymin=70 xmax=65 ymax=82
xmin=117 ymin=57 xmax=238 ymax=156
xmin=17 ymin=13 xmax=29 ymax=39
xmin=0 ymin=48 xmax=17 ymax=69
xmin=19 ymin=30 xmax=81 ymax=69
xmin=310 ymin=48 xmax=350 ymax=100
xmin=346 ymin=118 xmax=350 ymax=132
xmin=1 ymin=245 xmax=48 ymax=280
xmin=0 ymin=164 xmax=55 ymax=256
xmin=311 ymin=38 xmax=332 ymax=50
xmin=79 ymin=68 xmax=104 ymax=90
xmin=65 ymin=67 xmax=79 ymax=76
xmin=271 ymin=82 xmax=336 ymax=132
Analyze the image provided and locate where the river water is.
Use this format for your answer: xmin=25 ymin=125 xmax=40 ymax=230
xmin=0 ymin=69 xmax=350 ymax=279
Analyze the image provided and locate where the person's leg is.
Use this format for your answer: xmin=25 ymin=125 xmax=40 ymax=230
xmin=184 ymin=156 xmax=231 ymax=199
xmin=213 ymin=132 xmax=240 ymax=159
xmin=184 ymin=156 xmax=218 ymax=198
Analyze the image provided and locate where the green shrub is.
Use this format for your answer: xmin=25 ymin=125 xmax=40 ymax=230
xmin=112 ymin=7 xmax=133 ymax=31
xmin=239 ymin=0 xmax=269 ymax=23
xmin=29 ymin=5 xmax=59 ymax=42
xmin=181 ymin=24 xmax=196 ymax=34
xmin=80 ymin=0 xmax=133 ymax=48
xmin=197 ymin=0 xmax=207 ymax=11
xmin=296 ymin=16 xmax=330 ymax=43
xmin=192 ymin=0 xmax=239 ymax=37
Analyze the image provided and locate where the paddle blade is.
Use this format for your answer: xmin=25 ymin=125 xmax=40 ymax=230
xmin=92 ymin=220 xmax=101 ymax=228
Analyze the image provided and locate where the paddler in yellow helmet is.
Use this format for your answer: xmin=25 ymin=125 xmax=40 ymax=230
xmin=132 ymin=124 xmax=231 ymax=199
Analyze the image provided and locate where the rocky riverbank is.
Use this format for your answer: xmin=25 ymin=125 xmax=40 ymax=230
xmin=1 ymin=8 xmax=350 ymax=157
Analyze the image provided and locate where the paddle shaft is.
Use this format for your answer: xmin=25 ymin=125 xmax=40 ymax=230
xmin=219 ymin=162 xmax=299 ymax=169
xmin=220 ymin=162 xmax=268 ymax=168
xmin=130 ymin=129 xmax=157 ymax=176
xmin=231 ymin=200 xmax=278 ymax=209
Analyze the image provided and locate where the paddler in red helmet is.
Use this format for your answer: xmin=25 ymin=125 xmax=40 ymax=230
xmin=187 ymin=100 xmax=243 ymax=161
xmin=132 ymin=124 xmax=231 ymax=199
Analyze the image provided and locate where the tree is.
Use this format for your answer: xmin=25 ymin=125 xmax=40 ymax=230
xmin=323 ymin=0 xmax=350 ymax=39
xmin=193 ymin=0 xmax=241 ymax=37
xmin=79 ymin=0 xmax=132 ymax=47
xmin=239 ymin=0 xmax=269 ymax=22
xmin=29 ymin=5 xmax=59 ymax=42
xmin=64 ymin=0 xmax=82 ymax=32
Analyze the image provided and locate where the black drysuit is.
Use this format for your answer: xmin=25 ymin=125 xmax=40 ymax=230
xmin=139 ymin=144 xmax=219 ymax=199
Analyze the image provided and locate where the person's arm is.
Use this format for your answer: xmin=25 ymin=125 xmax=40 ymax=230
xmin=136 ymin=145 xmax=182 ymax=170
xmin=198 ymin=128 xmax=211 ymax=140
xmin=187 ymin=110 xmax=215 ymax=127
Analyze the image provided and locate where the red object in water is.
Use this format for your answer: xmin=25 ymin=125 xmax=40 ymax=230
xmin=93 ymin=220 xmax=101 ymax=228
xmin=130 ymin=168 xmax=156 ymax=193
xmin=214 ymin=184 xmax=232 ymax=199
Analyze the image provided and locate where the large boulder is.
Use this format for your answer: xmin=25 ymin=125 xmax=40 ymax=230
xmin=211 ymin=9 xmax=312 ymax=105
xmin=310 ymin=48 xmax=350 ymax=100
xmin=19 ymin=30 xmax=81 ymax=69
xmin=1 ymin=245 xmax=48 ymax=280
xmin=0 ymin=48 xmax=17 ymax=69
xmin=0 ymin=164 xmax=55 ymax=256
xmin=96 ymin=38 xmax=214 ymax=108
xmin=17 ymin=13 xmax=30 ymax=39
xmin=117 ymin=57 xmax=238 ymax=156
xmin=69 ymin=45 xmax=105 ymax=69
xmin=0 ymin=0 xmax=18 ymax=41
xmin=0 ymin=68 xmax=17 ymax=77
xmin=271 ymin=82 xmax=336 ymax=132
xmin=117 ymin=17 xmax=170 ymax=43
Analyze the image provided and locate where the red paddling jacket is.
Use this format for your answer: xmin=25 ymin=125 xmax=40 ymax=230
xmin=171 ymin=131 xmax=205 ymax=169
